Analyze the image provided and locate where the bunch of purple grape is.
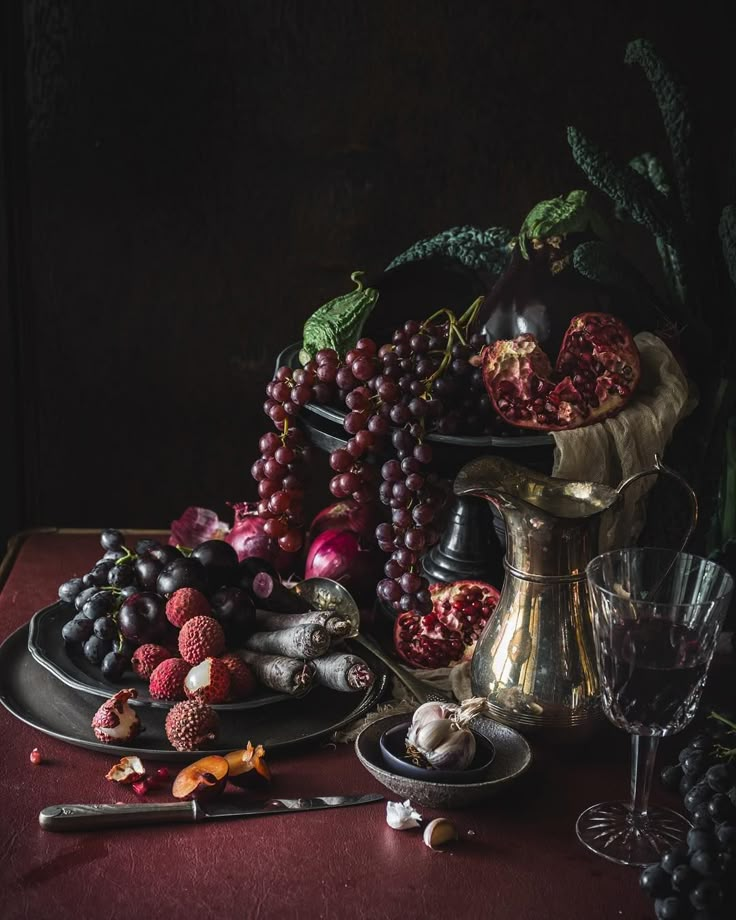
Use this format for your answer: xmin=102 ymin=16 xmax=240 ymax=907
xmin=639 ymin=715 xmax=736 ymax=919
xmin=58 ymin=529 xmax=255 ymax=680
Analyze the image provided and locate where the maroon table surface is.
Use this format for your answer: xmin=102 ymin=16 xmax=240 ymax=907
xmin=0 ymin=532 xmax=673 ymax=920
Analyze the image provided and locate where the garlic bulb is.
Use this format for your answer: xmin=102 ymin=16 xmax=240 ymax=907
xmin=406 ymin=718 xmax=476 ymax=771
xmin=406 ymin=696 xmax=490 ymax=771
xmin=410 ymin=701 xmax=457 ymax=731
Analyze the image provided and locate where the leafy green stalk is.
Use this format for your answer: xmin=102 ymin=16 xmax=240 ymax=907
xmin=625 ymin=40 xmax=696 ymax=224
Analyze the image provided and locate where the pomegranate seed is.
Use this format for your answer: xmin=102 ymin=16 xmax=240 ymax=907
xmin=29 ymin=748 xmax=43 ymax=765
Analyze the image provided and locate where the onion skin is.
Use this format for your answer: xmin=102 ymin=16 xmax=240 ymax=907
xmin=308 ymin=501 xmax=379 ymax=542
xmin=304 ymin=529 xmax=382 ymax=604
xmin=226 ymin=502 xmax=298 ymax=575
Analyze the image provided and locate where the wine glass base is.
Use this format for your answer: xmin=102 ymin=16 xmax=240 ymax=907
xmin=576 ymin=801 xmax=690 ymax=867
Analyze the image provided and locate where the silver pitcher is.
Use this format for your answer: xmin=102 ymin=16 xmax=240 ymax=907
xmin=453 ymin=454 xmax=697 ymax=736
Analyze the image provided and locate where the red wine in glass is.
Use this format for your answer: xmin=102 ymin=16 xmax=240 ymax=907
xmin=600 ymin=620 xmax=711 ymax=735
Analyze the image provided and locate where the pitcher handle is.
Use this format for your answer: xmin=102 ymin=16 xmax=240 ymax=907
xmin=615 ymin=453 xmax=698 ymax=554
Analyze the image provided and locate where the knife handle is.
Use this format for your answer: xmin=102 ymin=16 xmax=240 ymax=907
xmin=39 ymin=800 xmax=203 ymax=832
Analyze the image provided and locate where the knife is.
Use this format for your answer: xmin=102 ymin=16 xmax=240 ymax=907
xmin=39 ymin=794 xmax=384 ymax=832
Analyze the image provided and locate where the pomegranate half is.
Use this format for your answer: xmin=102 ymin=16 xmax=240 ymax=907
xmin=482 ymin=312 xmax=640 ymax=431
xmin=393 ymin=580 xmax=500 ymax=670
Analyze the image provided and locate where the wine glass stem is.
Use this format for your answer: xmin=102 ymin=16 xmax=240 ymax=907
xmin=629 ymin=734 xmax=659 ymax=823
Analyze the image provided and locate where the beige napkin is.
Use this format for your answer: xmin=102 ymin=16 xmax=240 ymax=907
xmin=551 ymin=332 xmax=692 ymax=549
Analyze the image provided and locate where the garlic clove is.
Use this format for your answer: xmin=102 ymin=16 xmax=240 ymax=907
xmin=386 ymin=799 xmax=422 ymax=830
xmin=423 ymin=817 xmax=458 ymax=849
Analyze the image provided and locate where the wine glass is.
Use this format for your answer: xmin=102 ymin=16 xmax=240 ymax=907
xmin=576 ymin=547 xmax=734 ymax=866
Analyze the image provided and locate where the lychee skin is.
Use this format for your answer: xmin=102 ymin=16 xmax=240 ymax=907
xmin=149 ymin=658 xmax=190 ymax=701
xmin=91 ymin=689 xmax=142 ymax=744
xmin=220 ymin=653 xmax=257 ymax=701
xmin=178 ymin=615 xmax=225 ymax=665
xmin=166 ymin=587 xmax=210 ymax=628
xmin=165 ymin=698 xmax=219 ymax=752
xmin=132 ymin=643 xmax=173 ymax=679
xmin=184 ymin=657 xmax=231 ymax=704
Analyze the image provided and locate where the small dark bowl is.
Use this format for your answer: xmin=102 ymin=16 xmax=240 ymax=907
xmin=379 ymin=721 xmax=495 ymax=785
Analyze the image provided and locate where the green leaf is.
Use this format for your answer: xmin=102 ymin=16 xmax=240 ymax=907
xmin=625 ymin=40 xmax=695 ymax=224
xmin=300 ymin=272 xmax=379 ymax=363
xmin=387 ymin=225 xmax=513 ymax=277
xmin=628 ymin=152 xmax=672 ymax=198
xmin=567 ymin=126 xmax=681 ymax=246
xmin=516 ymin=190 xmax=606 ymax=259
xmin=719 ymin=204 xmax=736 ymax=291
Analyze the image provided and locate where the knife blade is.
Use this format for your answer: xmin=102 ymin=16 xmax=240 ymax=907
xmin=38 ymin=794 xmax=384 ymax=832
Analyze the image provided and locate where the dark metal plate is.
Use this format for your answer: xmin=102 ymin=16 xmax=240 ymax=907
xmin=28 ymin=602 xmax=288 ymax=711
xmin=0 ymin=621 xmax=388 ymax=762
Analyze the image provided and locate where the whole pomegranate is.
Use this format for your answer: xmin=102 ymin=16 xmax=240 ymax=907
xmin=393 ymin=580 xmax=500 ymax=669
xmin=482 ymin=312 xmax=640 ymax=431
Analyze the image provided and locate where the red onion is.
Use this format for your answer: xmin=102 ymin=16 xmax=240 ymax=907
xmin=308 ymin=500 xmax=379 ymax=543
xmin=304 ymin=529 xmax=382 ymax=604
xmin=226 ymin=502 xmax=298 ymax=576
xmin=169 ymin=507 xmax=228 ymax=548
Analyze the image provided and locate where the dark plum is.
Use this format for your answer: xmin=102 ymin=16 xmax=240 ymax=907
xmin=118 ymin=592 xmax=166 ymax=643
xmin=100 ymin=529 xmax=125 ymax=551
xmin=209 ymin=586 xmax=256 ymax=644
xmin=156 ymin=557 xmax=208 ymax=596
xmin=147 ymin=544 xmax=183 ymax=566
xmin=58 ymin=577 xmax=84 ymax=604
xmin=234 ymin=556 xmax=279 ymax=592
xmin=192 ymin=540 xmax=238 ymax=591
xmin=135 ymin=555 xmax=163 ymax=591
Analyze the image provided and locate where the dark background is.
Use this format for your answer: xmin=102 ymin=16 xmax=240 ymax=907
xmin=0 ymin=1 xmax=731 ymax=551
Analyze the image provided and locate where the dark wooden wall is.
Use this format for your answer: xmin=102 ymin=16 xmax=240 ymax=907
xmin=0 ymin=1 xmax=730 ymax=547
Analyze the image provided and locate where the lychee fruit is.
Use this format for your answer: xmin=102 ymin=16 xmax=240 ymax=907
xmin=183 ymin=657 xmax=231 ymax=704
xmin=91 ymin=689 xmax=142 ymax=744
xmin=166 ymin=587 xmax=210 ymax=628
xmin=148 ymin=657 xmax=190 ymax=700
xmin=178 ymin=615 xmax=225 ymax=664
xmin=165 ymin=698 xmax=219 ymax=752
xmin=220 ymin=653 xmax=257 ymax=700
xmin=131 ymin=643 xmax=173 ymax=679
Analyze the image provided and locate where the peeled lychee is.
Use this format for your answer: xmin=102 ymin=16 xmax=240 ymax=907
xmin=165 ymin=698 xmax=219 ymax=752
xmin=166 ymin=587 xmax=211 ymax=628
xmin=91 ymin=689 xmax=142 ymax=744
xmin=178 ymin=615 xmax=225 ymax=664
xmin=220 ymin=653 xmax=257 ymax=701
xmin=184 ymin=657 xmax=231 ymax=704
xmin=132 ymin=643 xmax=173 ymax=679
xmin=149 ymin=657 xmax=190 ymax=700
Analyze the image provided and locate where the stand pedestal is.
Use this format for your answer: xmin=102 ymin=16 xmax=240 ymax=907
xmin=421 ymin=496 xmax=504 ymax=587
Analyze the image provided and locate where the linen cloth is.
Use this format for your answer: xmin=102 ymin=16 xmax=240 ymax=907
xmin=551 ymin=332 xmax=692 ymax=549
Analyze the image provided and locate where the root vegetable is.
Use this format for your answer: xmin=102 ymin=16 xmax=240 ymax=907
xmin=238 ymin=650 xmax=315 ymax=697
xmin=254 ymin=608 xmax=352 ymax=638
xmin=244 ymin=624 xmax=329 ymax=659
xmin=312 ymin=652 xmax=375 ymax=692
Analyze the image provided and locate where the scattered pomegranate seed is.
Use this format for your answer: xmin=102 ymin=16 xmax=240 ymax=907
xmin=156 ymin=767 xmax=170 ymax=781
xmin=29 ymin=748 xmax=43 ymax=765
xmin=132 ymin=779 xmax=150 ymax=796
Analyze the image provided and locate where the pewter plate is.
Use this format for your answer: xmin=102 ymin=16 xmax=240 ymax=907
xmin=0 ymin=621 xmax=388 ymax=762
xmin=355 ymin=712 xmax=532 ymax=808
xmin=27 ymin=602 xmax=288 ymax=710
